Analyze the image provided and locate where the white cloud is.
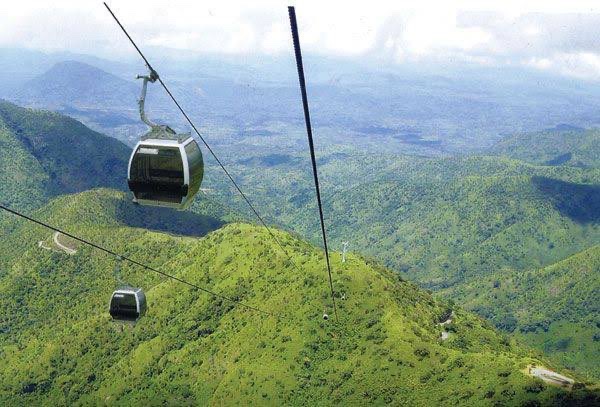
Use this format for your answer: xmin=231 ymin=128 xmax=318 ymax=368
xmin=525 ymin=52 xmax=600 ymax=80
xmin=2 ymin=0 xmax=600 ymax=79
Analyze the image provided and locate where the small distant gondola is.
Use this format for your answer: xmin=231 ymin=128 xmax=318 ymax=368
xmin=109 ymin=287 xmax=147 ymax=322
xmin=127 ymin=69 xmax=203 ymax=209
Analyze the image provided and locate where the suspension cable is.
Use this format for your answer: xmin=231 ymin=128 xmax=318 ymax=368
xmin=288 ymin=6 xmax=339 ymax=322
xmin=103 ymin=2 xmax=306 ymax=284
xmin=0 ymin=204 xmax=275 ymax=318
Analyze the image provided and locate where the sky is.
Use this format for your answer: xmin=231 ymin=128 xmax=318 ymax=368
xmin=3 ymin=0 xmax=600 ymax=80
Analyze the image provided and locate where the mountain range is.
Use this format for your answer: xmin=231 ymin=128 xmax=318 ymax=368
xmin=6 ymin=48 xmax=600 ymax=152
xmin=11 ymin=61 xmax=138 ymax=111
xmin=1 ymin=52 xmax=599 ymax=403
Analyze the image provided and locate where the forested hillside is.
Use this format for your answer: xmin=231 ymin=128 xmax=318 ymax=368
xmin=200 ymin=148 xmax=599 ymax=291
xmin=0 ymin=189 xmax=597 ymax=405
xmin=493 ymin=127 xmax=600 ymax=168
xmin=196 ymin=146 xmax=600 ymax=379
xmin=0 ymin=101 xmax=598 ymax=402
xmin=0 ymin=100 xmax=130 ymax=212
xmin=448 ymin=245 xmax=600 ymax=380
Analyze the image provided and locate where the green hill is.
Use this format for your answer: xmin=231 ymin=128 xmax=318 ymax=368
xmin=1 ymin=189 xmax=597 ymax=405
xmin=446 ymin=245 xmax=600 ymax=380
xmin=198 ymin=150 xmax=600 ymax=379
xmin=0 ymin=100 xmax=130 ymax=212
xmin=320 ymin=168 xmax=600 ymax=288
xmin=492 ymin=127 xmax=600 ymax=168
xmin=312 ymin=160 xmax=600 ymax=379
xmin=209 ymin=151 xmax=599 ymax=296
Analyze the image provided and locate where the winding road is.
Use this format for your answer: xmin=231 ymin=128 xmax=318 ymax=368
xmin=39 ymin=232 xmax=77 ymax=255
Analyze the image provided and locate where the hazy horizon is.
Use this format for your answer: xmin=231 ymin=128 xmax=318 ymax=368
xmin=3 ymin=1 xmax=600 ymax=81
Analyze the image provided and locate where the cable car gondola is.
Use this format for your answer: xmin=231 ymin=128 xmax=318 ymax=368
xmin=109 ymin=287 xmax=147 ymax=322
xmin=127 ymin=69 xmax=204 ymax=209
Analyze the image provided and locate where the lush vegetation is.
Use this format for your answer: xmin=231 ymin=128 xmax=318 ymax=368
xmin=0 ymin=100 xmax=130 ymax=212
xmin=0 ymin=189 xmax=597 ymax=405
xmin=1 ymin=100 xmax=598 ymax=403
xmin=192 ymin=132 xmax=600 ymax=380
xmin=493 ymin=126 xmax=600 ymax=168
xmin=447 ymin=245 xmax=600 ymax=379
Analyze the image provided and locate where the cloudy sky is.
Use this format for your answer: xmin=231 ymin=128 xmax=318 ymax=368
xmin=3 ymin=0 xmax=600 ymax=79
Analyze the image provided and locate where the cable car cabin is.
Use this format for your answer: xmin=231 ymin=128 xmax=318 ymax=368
xmin=127 ymin=125 xmax=204 ymax=209
xmin=109 ymin=287 xmax=147 ymax=322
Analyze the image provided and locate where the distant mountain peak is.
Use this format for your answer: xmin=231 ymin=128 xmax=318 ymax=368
xmin=45 ymin=60 xmax=118 ymax=77
xmin=11 ymin=59 xmax=137 ymax=110
xmin=545 ymin=123 xmax=585 ymax=132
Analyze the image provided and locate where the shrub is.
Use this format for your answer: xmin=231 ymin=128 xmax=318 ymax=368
xmin=483 ymin=389 xmax=495 ymax=399
xmin=413 ymin=347 xmax=430 ymax=360
xmin=496 ymin=314 xmax=518 ymax=332
xmin=524 ymin=382 xmax=545 ymax=393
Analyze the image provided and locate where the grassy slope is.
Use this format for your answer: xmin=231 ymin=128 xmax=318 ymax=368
xmin=0 ymin=189 xmax=232 ymax=271
xmin=1 ymin=190 xmax=597 ymax=405
xmin=317 ymin=160 xmax=600 ymax=380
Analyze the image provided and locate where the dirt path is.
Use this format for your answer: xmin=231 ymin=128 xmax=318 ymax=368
xmin=439 ymin=311 xmax=454 ymax=341
xmin=528 ymin=366 xmax=574 ymax=388
xmin=38 ymin=240 xmax=54 ymax=252
xmin=53 ymin=232 xmax=77 ymax=255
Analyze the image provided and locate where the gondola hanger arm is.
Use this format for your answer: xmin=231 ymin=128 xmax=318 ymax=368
xmin=136 ymin=68 xmax=159 ymax=128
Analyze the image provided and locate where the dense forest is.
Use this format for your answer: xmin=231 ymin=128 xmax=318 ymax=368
xmin=0 ymin=100 xmax=130 ymax=212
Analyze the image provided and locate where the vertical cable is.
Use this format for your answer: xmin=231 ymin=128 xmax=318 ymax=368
xmin=288 ymin=6 xmax=338 ymax=322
